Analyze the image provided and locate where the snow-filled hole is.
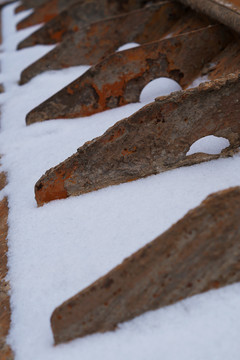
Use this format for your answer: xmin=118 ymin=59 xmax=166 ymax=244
xmin=140 ymin=77 xmax=182 ymax=104
xmin=187 ymin=135 xmax=230 ymax=156
xmin=116 ymin=42 xmax=140 ymax=52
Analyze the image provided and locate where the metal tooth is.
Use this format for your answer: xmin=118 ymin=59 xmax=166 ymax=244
xmin=16 ymin=0 xmax=84 ymax=30
xmin=17 ymin=0 xmax=165 ymax=49
xmin=34 ymin=73 xmax=240 ymax=206
xmin=51 ymin=186 xmax=240 ymax=343
xmin=26 ymin=25 xmax=232 ymax=124
xmin=15 ymin=0 xmax=50 ymax=14
xmin=19 ymin=1 xmax=185 ymax=84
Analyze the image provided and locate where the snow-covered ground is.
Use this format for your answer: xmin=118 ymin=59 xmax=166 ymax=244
xmin=1 ymin=3 xmax=240 ymax=359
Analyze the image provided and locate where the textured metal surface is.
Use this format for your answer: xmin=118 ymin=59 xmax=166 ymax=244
xmin=26 ymin=25 xmax=232 ymax=123
xmin=19 ymin=2 xmax=187 ymax=84
xmin=51 ymin=186 xmax=240 ymax=343
xmin=17 ymin=0 xmax=163 ymax=49
xmin=16 ymin=0 xmax=83 ymax=30
xmin=34 ymin=73 xmax=240 ymax=206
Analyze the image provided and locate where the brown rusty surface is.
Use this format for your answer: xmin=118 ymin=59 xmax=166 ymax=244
xmin=178 ymin=0 xmax=240 ymax=34
xmin=0 ymin=171 xmax=7 ymax=190
xmin=51 ymin=186 xmax=240 ymax=343
xmin=20 ymin=3 xmax=214 ymax=85
xmin=0 ymin=196 xmax=13 ymax=359
xmin=17 ymin=0 xmax=164 ymax=49
xmin=35 ymin=72 xmax=240 ymax=206
xmin=26 ymin=25 xmax=232 ymax=123
xmin=16 ymin=0 xmax=83 ymax=30
xmin=19 ymin=2 xmax=186 ymax=84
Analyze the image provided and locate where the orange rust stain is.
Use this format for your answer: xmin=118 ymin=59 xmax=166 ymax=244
xmin=35 ymin=162 xmax=78 ymax=206
xmin=73 ymin=26 xmax=79 ymax=32
xmin=121 ymin=146 xmax=136 ymax=156
xmin=43 ymin=13 xmax=58 ymax=23
xmin=50 ymin=29 xmax=66 ymax=42
xmin=101 ymin=127 xmax=125 ymax=144
xmin=67 ymin=86 xmax=74 ymax=95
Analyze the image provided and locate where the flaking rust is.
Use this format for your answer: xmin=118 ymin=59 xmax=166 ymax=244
xmin=35 ymin=73 xmax=240 ymax=206
xmin=26 ymin=25 xmax=232 ymax=123
xmin=19 ymin=1 xmax=186 ymax=84
xmin=51 ymin=186 xmax=240 ymax=343
xmin=17 ymin=0 xmax=164 ymax=49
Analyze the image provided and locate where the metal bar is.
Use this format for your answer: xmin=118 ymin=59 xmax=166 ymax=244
xmin=51 ymin=186 xmax=240 ymax=343
xmin=19 ymin=1 xmax=186 ymax=84
xmin=26 ymin=25 xmax=232 ymax=124
xmin=178 ymin=0 xmax=240 ymax=34
xmin=34 ymin=73 xmax=240 ymax=206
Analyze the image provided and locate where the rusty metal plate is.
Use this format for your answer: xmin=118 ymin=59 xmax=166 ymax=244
xmin=51 ymin=186 xmax=240 ymax=343
xmin=26 ymin=25 xmax=232 ymax=123
xmin=34 ymin=73 xmax=240 ymax=206
xmin=17 ymin=0 xmax=164 ymax=49
xmin=19 ymin=2 xmax=187 ymax=84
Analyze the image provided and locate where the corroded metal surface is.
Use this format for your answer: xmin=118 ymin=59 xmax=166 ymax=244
xmin=178 ymin=0 xmax=240 ymax=33
xmin=17 ymin=0 xmax=163 ymax=49
xmin=35 ymin=73 xmax=240 ymax=206
xmin=16 ymin=0 xmax=83 ymax=30
xmin=51 ymin=186 xmax=240 ymax=343
xmin=26 ymin=25 xmax=232 ymax=123
xmin=19 ymin=2 xmax=187 ymax=84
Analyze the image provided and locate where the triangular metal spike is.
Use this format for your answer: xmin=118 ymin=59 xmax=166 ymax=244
xmin=34 ymin=72 xmax=240 ymax=206
xmin=19 ymin=1 xmax=187 ymax=84
xmin=26 ymin=24 xmax=232 ymax=125
xmin=17 ymin=0 xmax=163 ymax=49
xmin=51 ymin=186 xmax=240 ymax=343
xmin=16 ymin=0 xmax=84 ymax=30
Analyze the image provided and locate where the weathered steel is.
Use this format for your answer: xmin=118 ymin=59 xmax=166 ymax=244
xmin=51 ymin=186 xmax=240 ymax=343
xmin=16 ymin=0 xmax=83 ymax=30
xmin=35 ymin=73 xmax=240 ymax=206
xmin=178 ymin=0 xmax=240 ymax=34
xmin=19 ymin=2 xmax=187 ymax=84
xmin=26 ymin=25 xmax=232 ymax=124
xmin=19 ymin=4 xmax=214 ymax=85
xmin=17 ymin=0 xmax=163 ymax=49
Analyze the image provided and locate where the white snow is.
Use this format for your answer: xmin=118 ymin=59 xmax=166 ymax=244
xmin=1 ymin=3 xmax=240 ymax=360
xmin=187 ymin=135 xmax=230 ymax=155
